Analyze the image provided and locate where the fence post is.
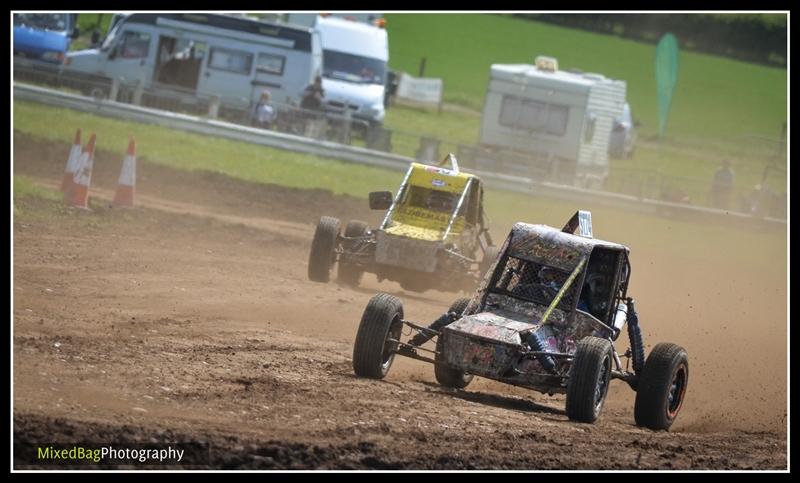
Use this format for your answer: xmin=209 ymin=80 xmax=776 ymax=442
xmin=109 ymin=78 xmax=120 ymax=102
xmin=415 ymin=137 xmax=440 ymax=164
xmin=342 ymin=110 xmax=352 ymax=145
xmin=208 ymin=95 xmax=220 ymax=119
xmin=132 ymin=82 xmax=144 ymax=106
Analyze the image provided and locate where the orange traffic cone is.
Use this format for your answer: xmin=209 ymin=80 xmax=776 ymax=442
xmin=60 ymin=128 xmax=82 ymax=192
xmin=113 ymin=138 xmax=136 ymax=207
xmin=67 ymin=133 xmax=96 ymax=209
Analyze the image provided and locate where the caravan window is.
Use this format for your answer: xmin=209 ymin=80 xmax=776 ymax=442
xmin=256 ymin=53 xmax=285 ymax=76
xmin=119 ymin=31 xmax=151 ymax=59
xmin=499 ymin=95 xmax=569 ymax=136
xmin=208 ymin=47 xmax=253 ymax=75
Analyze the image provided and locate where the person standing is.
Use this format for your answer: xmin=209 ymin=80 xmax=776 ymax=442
xmin=710 ymin=159 xmax=735 ymax=209
xmin=251 ymin=90 xmax=276 ymax=129
xmin=300 ymin=75 xmax=325 ymax=111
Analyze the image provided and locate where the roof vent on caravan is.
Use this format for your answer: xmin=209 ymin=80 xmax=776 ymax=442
xmin=535 ymin=55 xmax=558 ymax=72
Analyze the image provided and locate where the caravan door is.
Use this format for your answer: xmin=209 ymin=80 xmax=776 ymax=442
xmin=152 ymin=35 xmax=207 ymax=93
xmin=250 ymin=51 xmax=287 ymax=105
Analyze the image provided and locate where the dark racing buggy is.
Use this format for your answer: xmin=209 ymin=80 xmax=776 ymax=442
xmin=307 ymin=155 xmax=498 ymax=293
xmin=352 ymin=211 xmax=689 ymax=430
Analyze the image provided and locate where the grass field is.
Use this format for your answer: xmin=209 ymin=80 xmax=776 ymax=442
xmin=385 ymin=13 xmax=787 ymax=144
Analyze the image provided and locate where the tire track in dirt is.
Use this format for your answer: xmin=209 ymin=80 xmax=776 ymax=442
xmin=13 ymin=133 xmax=787 ymax=469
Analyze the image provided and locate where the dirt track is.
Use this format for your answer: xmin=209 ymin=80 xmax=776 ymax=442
xmin=13 ymin=133 xmax=787 ymax=469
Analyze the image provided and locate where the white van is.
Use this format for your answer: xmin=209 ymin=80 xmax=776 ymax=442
xmin=65 ymin=13 xmax=322 ymax=109
xmin=285 ymin=12 xmax=383 ymax=28
xmin=478 ymin=56 xmax=627 ymax=187
xmin=312 ymin=15 xmax=389 ymax=127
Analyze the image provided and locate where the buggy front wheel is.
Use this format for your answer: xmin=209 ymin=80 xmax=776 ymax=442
xmin=352 ymin=293 xmax=404 ymax=379
xmin=565 ymin=337 xmax=613 ymax=423
xmin=308 ymin=216 xmax=340 ymax=282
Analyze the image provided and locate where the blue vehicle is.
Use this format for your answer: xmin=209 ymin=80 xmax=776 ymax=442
xmin=13 ymin=13 xmax=79 ymax=65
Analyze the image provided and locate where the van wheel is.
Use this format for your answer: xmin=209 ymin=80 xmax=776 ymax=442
xmin=308 ymin=216 xmax=340 ymax=283
xmin=352 ymin=293 xmax=404 ymax=379
xmin=337 ymin=220 xmax=369 ymax=286
xmin=566 ymin=337 xmax=613 ymax=423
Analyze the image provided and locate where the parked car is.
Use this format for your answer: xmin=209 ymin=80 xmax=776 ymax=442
xmin=13 ymin=13 xmax=79 ymax=65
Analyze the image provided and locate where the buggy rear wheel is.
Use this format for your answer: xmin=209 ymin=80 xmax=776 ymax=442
xmin=308 ymin=216 xmax=340 ymax=283
xmin=566 ymin=337 xmax=613 ymax=423
xmin=337 ymin=220 xmax=369 ymax=286
xmin=634 ymin=343 xmax=689 ymax=430
xmin=352 ymin=293 xmax=404 ymax=379
xmin=433 ymin=297 xmax=473 ymax=389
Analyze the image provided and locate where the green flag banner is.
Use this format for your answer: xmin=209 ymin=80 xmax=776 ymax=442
xmin=655 ymin=33 xmax=679 ymax=139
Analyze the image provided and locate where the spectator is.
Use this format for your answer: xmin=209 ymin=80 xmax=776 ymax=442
xmin=251 ymin=90 xmax=276 ymax=129
xmin=710 ymin=159 xmax=735 ymax=210
xmin=300 ymin=75 xmax=325 ymax=111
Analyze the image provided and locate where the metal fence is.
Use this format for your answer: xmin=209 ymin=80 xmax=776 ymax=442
xmin=13 ymin=60 xmax=787 ymax=221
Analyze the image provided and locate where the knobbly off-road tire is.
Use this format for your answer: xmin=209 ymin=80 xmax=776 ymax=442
xmin=308 ymin=216 xmax=340 ymax=283
xmin=634 ymin=343 xmax=689 ymax=430
xmin=566 ymin=336 xmax=613 ymax=423
xmin=352 ymin=293 xmax=404 ymax=379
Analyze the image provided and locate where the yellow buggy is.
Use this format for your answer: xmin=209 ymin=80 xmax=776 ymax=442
xmin=308 ymin=155 xmax=499 ymax=293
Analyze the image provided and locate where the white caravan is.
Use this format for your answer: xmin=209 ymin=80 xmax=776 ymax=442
xmin=479 ymin=56 xmax=627 ymax=187
xmin=65 ymin=13 xmax=322 ymax=109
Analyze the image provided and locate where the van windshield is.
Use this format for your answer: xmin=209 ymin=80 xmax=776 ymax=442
xmin=322 ymin=50 xmax=386 ymax=85
xmin=14 ymin=14 xmax=70 ymax=32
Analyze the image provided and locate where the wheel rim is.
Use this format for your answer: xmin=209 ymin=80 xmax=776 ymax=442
xmin=666 ymin=364 xmax=688 ymax=418
xmin=380 ymin=314 xmax=402 ymax=371
xmin=594 ymin=354 xmax=611 ymax=412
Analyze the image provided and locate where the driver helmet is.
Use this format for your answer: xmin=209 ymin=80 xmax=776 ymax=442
xmin=583 ymin=273 xmax=609 ymax=314
xmin=538 ymin=266 xmax=564 ymax=290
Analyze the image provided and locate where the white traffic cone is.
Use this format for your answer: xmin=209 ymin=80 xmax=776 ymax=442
xmin=66 ymin=133 xmax=96 ymax=210
xmin=113 ymin=138 xmax=136 ymax=207
xmin=60 ymin=128 xmax=82 ymax=192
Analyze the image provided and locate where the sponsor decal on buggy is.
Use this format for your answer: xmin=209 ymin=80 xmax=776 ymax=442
xmin=432 ymin=179 xmax=446 ymax=187
xmin=462 ymin=342 xmax=495 ymax=365
xmin=424 ymin=166 xmax=454 ymax=176
xmin=394 ymin=206 xmax=451 ymax=224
